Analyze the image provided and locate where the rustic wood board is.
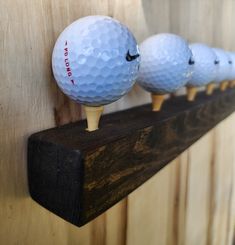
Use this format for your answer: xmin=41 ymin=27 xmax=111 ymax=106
xmin=27 ymin=88 xmax=235 ymax=227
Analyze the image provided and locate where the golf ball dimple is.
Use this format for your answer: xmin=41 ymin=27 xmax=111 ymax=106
xmin=212 ymin=48 xmax=231 ymax=83
xmin=137 ymin=33 xmax=194 ymax=94
xmin=187 ymin=43 xmax=217 ymax=87
xmin=52 ymin=15 xmax=140 ymax=106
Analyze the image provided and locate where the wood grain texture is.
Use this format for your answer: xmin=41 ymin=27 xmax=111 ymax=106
xmin=208 ymin=116 xmax=235 ymax=245
xmin=28 ymin=89 xmax=235 ymax=227
xmin=1 ymin=0 xmax=235 ymax=244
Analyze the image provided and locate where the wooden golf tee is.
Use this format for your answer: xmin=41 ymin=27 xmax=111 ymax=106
xmin=151 ymin=94 xmax=165 ymax=111
xmin=206 ymin=83 xmax=215 ymax=95
xmin=186 ymin=87 xmax=197 ymax=101
xmin=220 ymin=81 xmax=229 ymax=91
xmin=84 ymin=106 xmax=104 ymax=132
xmin=229 ymin=80 xmax=235 ymax=88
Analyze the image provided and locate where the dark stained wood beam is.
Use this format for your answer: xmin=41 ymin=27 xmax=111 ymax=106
xmin=28 ymin=88 xmax=235 ymax=227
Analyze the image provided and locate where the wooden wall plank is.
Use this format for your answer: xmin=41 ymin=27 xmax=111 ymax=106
xmin=208 ymin=115 xmax=235 ymax=245
xmin=126 ymin=162 xmax=177 ymax=245
xmin=184 ymin=133 xmax=213 ymax=245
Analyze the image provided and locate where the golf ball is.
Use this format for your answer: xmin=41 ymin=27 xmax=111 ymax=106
xmin=137 ymin=33 xmax=194 ymax=94
xmin=227 ymin=52 xmax=235 ymax=81
xmin=212 ymin=48 xmax=231 ymax=83
xmin=187 ymin=43 xmax=218 ymax=87
xmin=52 ymin=15 xmax=140 ymax=106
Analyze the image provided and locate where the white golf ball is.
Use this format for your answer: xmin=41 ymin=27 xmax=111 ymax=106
xmin=52 ymin=15 xmax=140 ymax=106
xmin=227 ymin=52 xmax=235 ymax=81
xmin=187 ymin=43 xmax=218 ymax=87
xmin=212 ymin=48 xmax=231 ymax=83
xmin=137 ymin=33 xmax=194 ymax=94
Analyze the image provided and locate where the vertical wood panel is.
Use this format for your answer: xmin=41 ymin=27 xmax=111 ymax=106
xmin=208 ymin=115 xmax=235 ymax=245
xmin=126 ymin=161 xmax=178 ymax=245
xmin=184 ymin=133 xmax=213 ymax=245
xmin=169 ymin=0 xmax=214 ymax=44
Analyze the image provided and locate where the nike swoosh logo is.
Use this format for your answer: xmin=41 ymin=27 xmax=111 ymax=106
xmin=126 ymin=50 xmax=140 ymax=62
xmin=188 ymin=57 xmax=195 ymax=65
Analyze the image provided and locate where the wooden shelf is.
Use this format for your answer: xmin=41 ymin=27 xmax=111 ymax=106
xmin=28 ymin=88 xmax=235 ymax=227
